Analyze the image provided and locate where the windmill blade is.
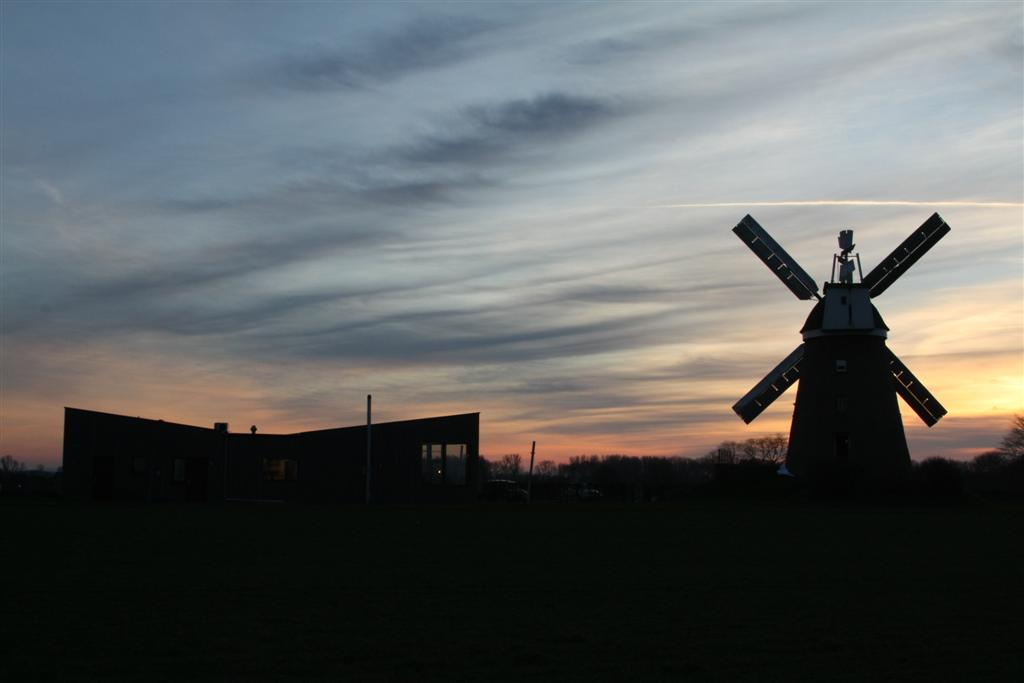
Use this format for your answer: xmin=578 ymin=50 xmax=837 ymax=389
xmin=862 ymin=213 xmax=951 ymax=298
xmin=885 ymin=348 xmax=947 ymax=426
xmin=733 ymin=344 xmax=805 ymax=423
xmin=732 ymin=215 xmax=821 ymax=301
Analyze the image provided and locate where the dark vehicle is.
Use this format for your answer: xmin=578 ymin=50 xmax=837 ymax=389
xmin=573 ymin=483 xmax=602 ymax=501
xmin=482 ymin=479 xmax=528 ymax=502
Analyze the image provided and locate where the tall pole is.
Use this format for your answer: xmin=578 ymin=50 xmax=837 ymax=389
xmin=527 ymin=440 xmax=536 ymax=504
xmin=365 ymin=394 xmax=372 ymax=504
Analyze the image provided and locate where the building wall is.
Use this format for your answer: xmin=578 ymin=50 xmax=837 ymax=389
xmin=63 ymin=408 xmax=225 ymax=502
xmin=63 ymin=408 xmax=480 ymax=503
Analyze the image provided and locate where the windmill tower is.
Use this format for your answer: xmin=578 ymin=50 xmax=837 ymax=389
xmin=731 ymin=213 xmax=950 ymax=486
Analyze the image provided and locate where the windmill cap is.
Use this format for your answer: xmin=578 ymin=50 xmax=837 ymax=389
xmin=801 ymin=283 xmax=888 ymax=338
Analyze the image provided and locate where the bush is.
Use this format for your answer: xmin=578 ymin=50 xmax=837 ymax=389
xmin=913 ymin=457 xmax=966 ymax=501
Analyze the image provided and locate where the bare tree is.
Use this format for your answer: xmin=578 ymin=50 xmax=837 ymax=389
xmin=495 ymin=453 xmax=522 ymax=479
xmin=703 ymin=441 xmax=743 ymax=464
xmin=740 ymin=440 xmax=759 ymax=462
xmin=999 ymin=415 xmax=1024 ymax=459
xmin=749 ymin=434 xmax=788 ymax=464
xmin=535 ymin=460 xmax=559 ymax=478
xmin=700 ymin=436 xmax=787 ymax=466
xmin=1 ymin=455 xmax=25 ymax=474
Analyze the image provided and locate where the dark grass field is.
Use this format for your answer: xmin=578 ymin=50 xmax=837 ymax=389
xmin=4 ymin=498 xmax=1023 ymax=681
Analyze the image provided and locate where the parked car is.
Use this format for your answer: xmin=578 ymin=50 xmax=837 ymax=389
xmin=481 ymin=479 xmax=529 ymax=502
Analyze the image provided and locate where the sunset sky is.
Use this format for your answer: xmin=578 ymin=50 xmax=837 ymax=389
xmin=3 ymin=1 xmax=1022 ymax=468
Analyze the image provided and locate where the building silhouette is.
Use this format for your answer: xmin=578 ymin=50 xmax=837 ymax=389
xmin=62 ymin=407 xmax=479 ymax=503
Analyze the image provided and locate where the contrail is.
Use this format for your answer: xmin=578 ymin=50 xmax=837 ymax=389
xmin=654 ymin=200 xmax=1022 ymax=208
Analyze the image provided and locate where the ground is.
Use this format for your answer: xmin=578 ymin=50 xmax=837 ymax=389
xmin=3 ymin=498 xmax=1023 ymax=681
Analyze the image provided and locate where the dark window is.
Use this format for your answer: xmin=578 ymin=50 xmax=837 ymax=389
xmin=173 ymin=458 xmax=186 ymax=482
xmin=835 ymin=359 xmax=847 ymax=373
xmin=835 ymin=433 xmax=850 ymax=459
xmin=262 ymin=459 xmax=298 ymax=481
xmin=836 ymin=396 xmax=848 ymax=414
xmin=420 ymin=445 xmax=430 ymax=481
xmin=132 ymin=456 xmax=148 ymax=474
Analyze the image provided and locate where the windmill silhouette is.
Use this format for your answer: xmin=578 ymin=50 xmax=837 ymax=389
xmin=731 ymin=213 xmax=950 ymax=485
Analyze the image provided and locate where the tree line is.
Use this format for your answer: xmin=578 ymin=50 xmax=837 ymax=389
xmin=914 ymin=414 xmax=1024 ymax=497
xmin=480 ymin=434 xmax=792 ymax=502
xmin=481 ymin=416 xmax=1024 ymax=500
xmin=0 ymin=455 xmax=61 ymax=497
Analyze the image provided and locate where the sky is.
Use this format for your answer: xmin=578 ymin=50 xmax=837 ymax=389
xmin=2 ymin=1 xmax=1022 ymax=468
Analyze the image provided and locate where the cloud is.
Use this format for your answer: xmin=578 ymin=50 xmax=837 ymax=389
xmin=262 ymin=15 xmax=494 ymax=91
xmin=230 ymin=273 xmax=759 ymax=369
xmin=159 ymin=174 xmax=488 ymax=217
xmin=1 ymin=220 xmax=399 ymax=336
xmin=272 ymin=307 xmax=676 ymax=366
xmin=469 ymin=94 xmax=617 ymax=134
xmin=33 ymin=178 xmax=64 ymax=205
xmin=154 ymin=94 xmax=625 ymax=219
xmin=656 ymin=201 xmax=1023 ymax=209
xmin=906 ymin=414 xmax=1017 ymax=460
xmin=552 ymin=284 xmax=674 ymax=304
xmin=567 ymin=3 xmax=814 ymax=66
xmin=401 ymin=93 xmax=627 ymax=165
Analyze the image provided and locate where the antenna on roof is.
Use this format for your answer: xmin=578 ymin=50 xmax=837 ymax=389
xmin=832 ymin=229 xmax=861 ymax=284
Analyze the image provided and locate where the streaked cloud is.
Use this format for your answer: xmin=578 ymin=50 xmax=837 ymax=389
xmin=258 ymin=15 xmax=496 ymax=91
xmin=401 ymin=93 xmax=627 ymax=165
xmin=656 ymin=200 xmax=1023 ymax=209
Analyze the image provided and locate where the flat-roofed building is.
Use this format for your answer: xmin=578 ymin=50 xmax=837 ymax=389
xmin=62 ymin=407 xmax=480 ymax=503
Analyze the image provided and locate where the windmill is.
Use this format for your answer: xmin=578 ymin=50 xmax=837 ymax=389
xmin=731 ymin=213 xmax=950 ymax=485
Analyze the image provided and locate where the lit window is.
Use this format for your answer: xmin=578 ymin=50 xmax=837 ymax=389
xmin=262 ymin=458 xmax=298 ymax=481
xmin=421 ymin=443 xmax=466 ymax=485
xmin=421 ymin=444 xmax=444 ymax=485
xmin=445 ymin=444 xmax=467 ymax=485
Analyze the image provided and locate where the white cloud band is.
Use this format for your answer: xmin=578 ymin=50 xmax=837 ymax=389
xmin=656 ymin=200 xmax=1023 ymax=208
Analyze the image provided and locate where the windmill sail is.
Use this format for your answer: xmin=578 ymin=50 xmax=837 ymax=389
xmin=732 ymin=215 xmax=820 ymax=301
xmin=733 ymin=344 xmax=805 ymax=423
xmin=862 ymin=213 xmax=950 ymax=297
xmin=885 ymin=348 xmax=947 ymax=426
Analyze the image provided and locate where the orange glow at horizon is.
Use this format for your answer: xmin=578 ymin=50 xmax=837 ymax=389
xmin=5 ymin=327 xmax=1018 ymax=467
